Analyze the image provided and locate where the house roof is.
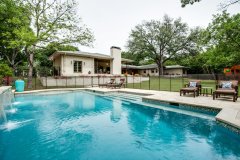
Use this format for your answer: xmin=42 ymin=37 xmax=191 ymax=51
xmin=122 ymin=64 xmax=186 ymax=70
xmin=49 ymin=51 xmax=114 ymax=60
xmin=121 ymin=58 xmax=134 ymax=63
xmin=49 ymin=51 xmax=134 ymax=63
xmin=165 ymin=65 xmax=187 ymax=69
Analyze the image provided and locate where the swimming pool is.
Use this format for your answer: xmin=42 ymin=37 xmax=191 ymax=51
xmin=0 ymin=91 xmax=240 ymax=160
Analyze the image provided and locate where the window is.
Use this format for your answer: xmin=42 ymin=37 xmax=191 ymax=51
xmin=156 ymin=69 xmax=158 ymax=73
xmin=151 ymin=69 xmax=154 ymax=73
xmin=73 ymin=61 xmax=82 ymax=73
xmin=143 ymin=70 xmax=146 ymax=73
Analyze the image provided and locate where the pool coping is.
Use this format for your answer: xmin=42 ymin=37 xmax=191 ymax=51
xmin=0 ymin=86 xmax=12 ymax=94
xmin=13 ymin=87 xmax=240 ymax=133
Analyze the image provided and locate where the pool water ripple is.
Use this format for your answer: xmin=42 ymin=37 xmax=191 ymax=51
xmin=0 ymin=91 xmax=240 ymax=160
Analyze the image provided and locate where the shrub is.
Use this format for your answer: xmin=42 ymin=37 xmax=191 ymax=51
xmin=0 ymin=63 xmax=13 ymax=79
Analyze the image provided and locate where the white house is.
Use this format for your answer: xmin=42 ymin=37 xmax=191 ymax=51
xmin=49 ymin=46 xmax=123 ymax=76
xmin=49 ymin=46 xmax=187 ymax=77
xmin=122 ymin=64 xmax=187 ymax=76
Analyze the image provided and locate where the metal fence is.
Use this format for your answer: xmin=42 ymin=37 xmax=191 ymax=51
xmin=1 ymin=73 xmax=240 ymax=95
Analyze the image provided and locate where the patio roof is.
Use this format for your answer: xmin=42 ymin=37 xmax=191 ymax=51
xmin=121 ymin=58 xmax=134 ymax=63
xmin=122 ymin=64 xmax=187 ymax=70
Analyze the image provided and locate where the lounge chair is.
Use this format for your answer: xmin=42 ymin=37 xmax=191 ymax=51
xmin=213 ymin=80 xmax=238 ymax=102
xmin=108 ymin=78 xmax=125 ymax=89
xmin=99 ymin=78 xmax=115 ymax=88
xmin=180 ymin=80 xmax=201 ymax=98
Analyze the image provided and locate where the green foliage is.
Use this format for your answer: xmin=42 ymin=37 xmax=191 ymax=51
xmin=166 ymin=12 xmax=240 ymax=74
xmin=181 ymin=0 xmax=240 ymax=8
xmin=22 ymin=0 xmax=94 ymax=88
xmin=122 ymin=51 xmax=147 ymax=65
xmin=127 ymin=15 xmax=200 ymax=74
xmin=35 ymin=43 xmax=79 ymax=68
xmin=0 ymin=0 xmax=35 ymax=48
xmin=181 ymin=0 xmax=201 ymax=7
xmin=200 ymin=12 xmax=240 ymax=73
xmin=26 ymin=0 xmax=94 ymax=46
xmin=0 ymin=63 xmax=13 ymax=79
xmin=0 ymin=0 xmax=34 ymax=70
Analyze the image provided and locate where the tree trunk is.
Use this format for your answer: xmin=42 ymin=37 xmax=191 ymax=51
xmin=12 ymin=66 xmax=16 ymax=76
xmin=160 ymin=65 xmax=164 ymax=75
xmin=158 ymin=63 xmax=164 ymax=76
xmin=27 ymin=52 xmax=34 ymax=89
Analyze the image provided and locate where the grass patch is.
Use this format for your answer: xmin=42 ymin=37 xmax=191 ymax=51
xmin=126 ymin=77 xmax=218 ymax=93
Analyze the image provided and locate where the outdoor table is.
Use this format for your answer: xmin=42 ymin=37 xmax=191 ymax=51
xmin=201 ymin=87 xmax=213 ymax=96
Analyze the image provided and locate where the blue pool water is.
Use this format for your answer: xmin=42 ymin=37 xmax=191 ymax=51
xmin=0 ymin=91 xmax=240 ymax=160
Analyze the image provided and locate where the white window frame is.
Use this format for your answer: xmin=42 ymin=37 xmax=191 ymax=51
xmin=73 ymin=61 xmax=82 ymax=73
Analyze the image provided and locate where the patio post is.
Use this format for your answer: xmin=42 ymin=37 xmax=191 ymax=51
xmin=66 ymin=77 xmax=67 ymax=88
xmin=46 ymin=76 xmax=47 ymax=89
xmin=140 ymin=75 xmax=142 ymax=89
xmin=35 ymin=76 xmax=37 ymax=90
xmin=133 ymin=75 xmax=135 ymax=88
xmin=149 ymin=75 xmax=150 ymax=90
xmin=98 ymin=75 xmax=100 ymax=86
xmin=170 ymin=75 xmax=172 ymax=92
xmin=182 ymin=74 xmax=184 ymax=87
xmin=91 ymin=76 xmax=93 ymax=87
xmin=126 ymin=74 xmax=128 ymax=88
xmin=83 ymin=76 xmax=84 ymax=88
xmin=75 ymin=76 xmax=76 ymax=88
xmin=56 ymin=77 xmax=58 ymax=88
xmin=159 ymin=75 xmax=160 ymax=91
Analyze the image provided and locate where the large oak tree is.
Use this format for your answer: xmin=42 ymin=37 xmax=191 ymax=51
xmin=24 ymin=0 xmax=94 ymax=88
xmin=127 ymin=15 xmax=200 ymax=75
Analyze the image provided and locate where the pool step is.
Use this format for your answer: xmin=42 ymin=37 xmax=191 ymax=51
xmin=99 ymin=92 xmax=215 ymax=120
xmin=110 ymin=93 xmax=142 ymax=99
xmin=106 ymin=93 xmax=142 ymax=102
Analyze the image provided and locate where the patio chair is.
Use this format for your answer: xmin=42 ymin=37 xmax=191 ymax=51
xmin=108 ymin=78 xmax=125 ymax=89
xmin=213 ymin=80 xmax=238 ymax=102
xmin=99 ymin=78 xmax=115 ymax=88
xmin=180 ymin=80 xmax=201 ymax=98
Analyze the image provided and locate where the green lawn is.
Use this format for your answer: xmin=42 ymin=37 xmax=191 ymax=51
xmin=126 ymin=77 xmax=217 ymax=93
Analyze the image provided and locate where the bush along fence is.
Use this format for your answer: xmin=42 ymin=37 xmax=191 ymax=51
xmin=1 ymin=73 xmax=240 ymax=95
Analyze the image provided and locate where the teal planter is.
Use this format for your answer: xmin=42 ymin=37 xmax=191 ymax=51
xmin=15 ymin=80 xmax=25 ymax=92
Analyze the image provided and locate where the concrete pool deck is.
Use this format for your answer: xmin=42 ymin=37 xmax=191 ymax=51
xmin=14 ymin=87 xmax=240 ymax=131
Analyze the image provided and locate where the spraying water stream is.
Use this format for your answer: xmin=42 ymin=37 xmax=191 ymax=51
xmin=0 ymin=86 xmax=16 ymax=130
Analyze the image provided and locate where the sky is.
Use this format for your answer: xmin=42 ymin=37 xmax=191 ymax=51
xmin=76 ymin=0 xmax=240 ymax=55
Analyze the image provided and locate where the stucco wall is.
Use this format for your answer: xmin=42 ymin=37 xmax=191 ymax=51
xmin=139 ymin=69 xmax=159 ymax=76
xmin=137 ymin=68 xmax=184 ymax=76
xmin=61 ymin=55 xmax=94 ymax=76
xmin=164 ymin=68 xmax=183 ymax=75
